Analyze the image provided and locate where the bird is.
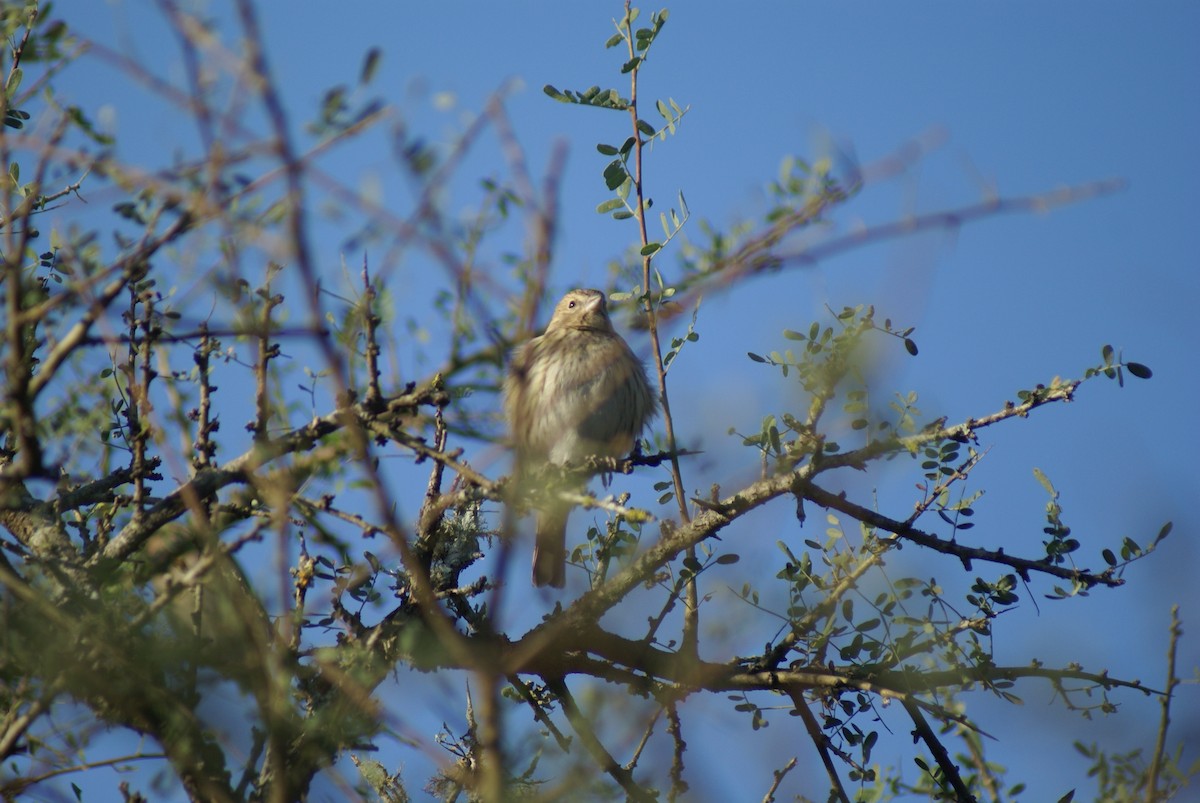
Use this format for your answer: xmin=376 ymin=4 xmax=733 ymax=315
xmin=504 ymin=288 xmax=658 ymax=587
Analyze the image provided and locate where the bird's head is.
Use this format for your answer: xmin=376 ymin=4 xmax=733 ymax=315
xmin=546 ymin=288 xmax=614 ymax=333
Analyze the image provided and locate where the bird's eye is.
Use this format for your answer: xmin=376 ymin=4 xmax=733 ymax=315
xmin=568 ymin=300 xmax=577 ymax=309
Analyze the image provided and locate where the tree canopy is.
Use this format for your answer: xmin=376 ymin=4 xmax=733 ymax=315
xmin=0 ymin=2 xmax=1194 ymax=802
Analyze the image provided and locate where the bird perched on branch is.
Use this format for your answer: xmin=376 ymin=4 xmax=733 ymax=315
xmin=504 ymin=288 xmax=658 ymax=587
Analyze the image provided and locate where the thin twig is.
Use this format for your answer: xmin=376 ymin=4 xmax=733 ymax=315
xmin=791 ymin=697 xmax=850 ymax=803
xmin=902 ymin=696 xmax=976 ymax=802
xmin=1145 ymin=605 xmax=1181 ymax=803
xmin=549 ymin=678 xmax=658 ymax=803
xmin=760 ymin=756 xmax=798 ymax=803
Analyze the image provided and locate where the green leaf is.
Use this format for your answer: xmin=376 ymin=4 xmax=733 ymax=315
xmin=543 ymin=84 xmax=568 ymax=102
xmin=1125 ymin=361 xmax=1152 ymax=379
xmin=605 ymin=32 xmax=624 ymax=48
xmin=596 ymin=198 xmax=624 ymax=214
xmin=1032 ymin=467 xmax=1056 ymax=496
xmin=603 ymin=160 xmax=626 ymax=190
xmin=747 ymin=352 xmax=766 ymax=363
xmin=1101 ymin=344 xmax=1115 ymax=365
xmin=596 ymin=143 xmax=619 ymax=156
xmin=904 ymin=338 xmax=918 ymax=356
xmin=636 ymin=119 xmax=656 ymax=137
xmin=640 ymin=242 xmax=662 ymax=256
xmin=611 ymin=210 xmax=634 ymax=220
xmin=359 ymin=48 xmax=381 ymax=85
xmin=5 ymin=67 xmax=22 ymax=99
xmin=715 ymin=553 xmax=740 ymax=565
xmin=4 ymin=109 xmax=29 ymax=129
xmin=656 ymin=99 xmax=670 ymax=118
xmin=621 ymin=56 xmax=642 ymax=74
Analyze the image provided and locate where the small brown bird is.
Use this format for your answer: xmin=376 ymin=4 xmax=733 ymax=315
xmin=504 ymin=289 xmax=658 ymax=587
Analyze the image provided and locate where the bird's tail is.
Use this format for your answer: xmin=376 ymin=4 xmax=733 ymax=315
xmin=533 ymin=504 xmax=568 ymax=588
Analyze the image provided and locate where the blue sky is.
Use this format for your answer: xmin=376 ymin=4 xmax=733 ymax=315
xmin=37 ymin=2 xmax=1200 ymax=800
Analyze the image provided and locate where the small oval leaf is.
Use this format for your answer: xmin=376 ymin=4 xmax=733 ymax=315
xmin=1125 ymin=362 xmax=1152 ymax=379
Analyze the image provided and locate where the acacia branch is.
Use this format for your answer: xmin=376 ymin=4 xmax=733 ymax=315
xmin=798 ymin=478 xmax=1121 ymax=587
xmin=903 ymin=696 xmax=976 ymax=802
xmin=664 ymin=178 xmax=1125 ymax=322
xmin=94 ymin=383 xmax=448 ymax=564
xmin=1146 ymin=605 xmax=1182 ymax=802
xmin=28 ymin=212 xmax=196 ymax=402
xmin=548 ymin=678 xmax=658 ymax=803
xmin=790 ymin=698 xmax=850 ymax=803
xmin=525 ymin=380 xmax=1115 ymax=652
